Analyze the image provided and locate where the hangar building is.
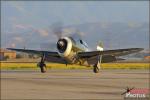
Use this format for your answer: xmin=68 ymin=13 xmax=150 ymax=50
xmin=0 ymin=48 xmax=16 ymax=60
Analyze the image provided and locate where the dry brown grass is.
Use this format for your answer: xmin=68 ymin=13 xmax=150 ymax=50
xmin=0 ymin=62 xmax=149 ymax=70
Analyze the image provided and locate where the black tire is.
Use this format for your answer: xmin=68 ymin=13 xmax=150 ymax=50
xmin=40 ymin=64 xmax=46 ymax=73
xmin=93 ymin=66 xmax=100 ymax=73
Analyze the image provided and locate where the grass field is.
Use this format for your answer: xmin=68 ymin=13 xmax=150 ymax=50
xmin=0 ymin=62 xmax=149 ymax=70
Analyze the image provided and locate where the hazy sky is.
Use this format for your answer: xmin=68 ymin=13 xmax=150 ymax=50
xmin=1 ymin=1 xmax=149 ymax=48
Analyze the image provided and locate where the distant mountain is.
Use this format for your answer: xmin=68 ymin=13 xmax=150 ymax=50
xmin=68 ymin=22 xmax=149 ymax=50
xmin=3 ymin=22 xmax=149 ymax=51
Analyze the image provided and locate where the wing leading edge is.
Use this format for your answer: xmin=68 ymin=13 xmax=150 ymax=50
xmin=7 ymin=48 xmax=59 ymax=57
xmin=78 ymin=48 xmax=143 ymax=58
xmin=7 ymin=48 xmax=68 ymax=64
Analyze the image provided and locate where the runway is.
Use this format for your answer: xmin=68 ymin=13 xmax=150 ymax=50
xmin=1 ymin=69 xmax=149 ymax=100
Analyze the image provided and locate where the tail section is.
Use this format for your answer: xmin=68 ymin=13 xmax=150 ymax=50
xmin=97 ymin=41 xmax=104 ymax=51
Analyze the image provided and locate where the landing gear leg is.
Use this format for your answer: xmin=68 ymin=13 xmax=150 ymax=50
xmin=37 ymin=54 xmax=47 ymax=73
xmin=93 ymin=55 xmax=102 ymax=73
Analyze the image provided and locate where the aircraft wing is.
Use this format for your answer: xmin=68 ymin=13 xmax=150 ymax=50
xmin=78 ymin=48 xmax=143 ymax=58
xmin=7 ymin=48 xmax=67 ymax=64
xmin=7 ymin=48 xmax=60 ymax=57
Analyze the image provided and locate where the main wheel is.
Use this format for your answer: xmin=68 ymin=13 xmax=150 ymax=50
xmin=93 ymin=67 xmax=99 ymax=73
xmin=93 ymin=64 xmax=100 ymax=73
xmin=39 ymin=63 xmax=47 ymax=73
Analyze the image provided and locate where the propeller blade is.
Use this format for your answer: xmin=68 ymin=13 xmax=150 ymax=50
xmin=51 ymin=22 xmax=63 ymax=39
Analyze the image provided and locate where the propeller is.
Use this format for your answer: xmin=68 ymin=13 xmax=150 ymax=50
xmin=51 ymin=22 xmax=63 ymax=39
xmin=19 ymin=22 xmax=85 ymax=50
xmin=50 ymin=22 xmax=84 ymax=40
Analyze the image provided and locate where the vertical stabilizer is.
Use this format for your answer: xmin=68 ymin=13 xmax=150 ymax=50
xmin=97 ymin=41 xmax=104 ymax=51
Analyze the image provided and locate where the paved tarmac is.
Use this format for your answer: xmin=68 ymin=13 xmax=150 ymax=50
xmin=1 ymin=69 xmax=149 ymax=100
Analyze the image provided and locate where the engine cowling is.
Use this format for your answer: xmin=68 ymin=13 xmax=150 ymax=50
xmin=57 ymin=37 xmax=72 ymax=57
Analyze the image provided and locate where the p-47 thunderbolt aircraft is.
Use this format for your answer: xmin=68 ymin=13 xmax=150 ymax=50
xmin=7 ymin=35 xmax=143 ymax=73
